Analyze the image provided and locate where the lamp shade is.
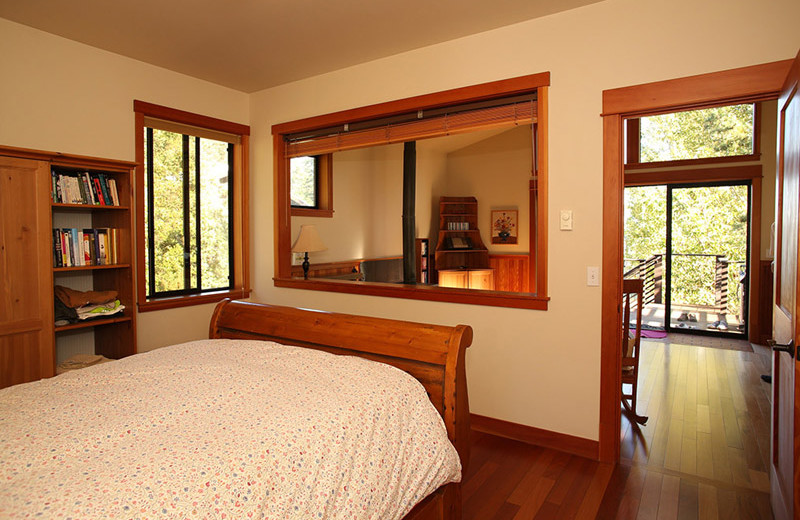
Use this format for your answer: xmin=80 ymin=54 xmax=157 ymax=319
xmin=291 ymin=225 xmax=327 ymax=253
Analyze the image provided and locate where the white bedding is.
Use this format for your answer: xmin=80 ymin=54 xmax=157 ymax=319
xmin=0 ymin=339 xmax=461 ymax=519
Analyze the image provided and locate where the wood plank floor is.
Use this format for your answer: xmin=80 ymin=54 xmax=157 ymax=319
xmin=461 ymin=335 xmax=773 ymax=519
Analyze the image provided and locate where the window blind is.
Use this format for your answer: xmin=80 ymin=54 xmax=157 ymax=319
xmin=143 ymin=116 xmax=242 ymax=145
xmin=286 ymin=100 xmax=536 ymax=158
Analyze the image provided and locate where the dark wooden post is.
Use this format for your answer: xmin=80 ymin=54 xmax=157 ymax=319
xmin=403 ymin=141 xmax=417 ymax=283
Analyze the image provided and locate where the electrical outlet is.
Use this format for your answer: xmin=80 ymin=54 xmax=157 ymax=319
xmin=292 ymin=252 xmax=305 ymax=265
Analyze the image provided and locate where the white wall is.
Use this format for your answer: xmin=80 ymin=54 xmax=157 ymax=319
xmin=0 ymin=17 xmax=249 ymax=353
xmin=249 ymin=0 xmax=799 ymax=441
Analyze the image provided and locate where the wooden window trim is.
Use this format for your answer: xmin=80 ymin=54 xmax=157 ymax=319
xmin=134 ymin=100 xmax=251 ymax=312
xmin=599 ymin=59 xmax=792 ymax=464
xmin=272 ymin=73 xmax=550 ymax=309
xmin=290 ymin=154 xmax=333 ymax=218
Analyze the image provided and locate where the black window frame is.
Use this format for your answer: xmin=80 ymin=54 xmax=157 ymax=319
xmin=144 ymin=127 xmax=235 ymax=299
xmin=290 ymin=155 xmax=321 ymax=210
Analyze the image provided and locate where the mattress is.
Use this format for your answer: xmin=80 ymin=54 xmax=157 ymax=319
xmin=0 ymin=339 xmax=461 ymax=519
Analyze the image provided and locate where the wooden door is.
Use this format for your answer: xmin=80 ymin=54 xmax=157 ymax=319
xmin=772 ymin=49 xmax=800 ymax=520
xmin=0 ymin=155 xmax=54 ymax=388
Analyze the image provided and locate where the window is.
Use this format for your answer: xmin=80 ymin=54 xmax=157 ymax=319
xmin=290 ymin=156 xmax=318 ymax=208
xmin=144 ymin=129 xmax=232 ymax=297
xmin=272 ymin=73 xmax=550 ymax=310
xmin=626 ymin=103 xmax=759 ymax=166
xmin=134 ymin=101 xmax=250 ymax=311
xmin=290 ymin=154 xmax=333 ymax=217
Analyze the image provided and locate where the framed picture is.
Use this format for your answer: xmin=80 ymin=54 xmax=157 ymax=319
xmin=491 ymin=209 xmax=518 ymax=244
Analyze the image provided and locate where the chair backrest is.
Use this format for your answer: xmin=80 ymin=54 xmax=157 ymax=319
xmin=622 ymin=278 xmax=644 ymax=360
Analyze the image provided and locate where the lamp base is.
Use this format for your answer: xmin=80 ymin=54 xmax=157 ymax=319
xmin=302 ymin=253 xmax=310 ymax=279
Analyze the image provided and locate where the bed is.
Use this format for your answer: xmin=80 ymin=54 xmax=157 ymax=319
xmin=0 ymin=299 xmax=472 ymax=519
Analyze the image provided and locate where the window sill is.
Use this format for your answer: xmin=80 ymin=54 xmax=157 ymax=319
xmin=291 ymin=208 xmax=334 ymax=218
xmin=273 ymin=277 xmax=548 ymax=310
xmin=137 ymin=288 xmax=251 ymax=313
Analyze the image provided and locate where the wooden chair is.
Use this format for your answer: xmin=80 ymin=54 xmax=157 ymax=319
xmin=622 ymin=278 xmax=648 ymax=425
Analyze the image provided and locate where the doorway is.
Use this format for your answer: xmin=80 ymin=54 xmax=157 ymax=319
xmin=624 ymin=181 xmax=751 ymax=337
xmin=598 ymin=59 xmax=792 ymax=465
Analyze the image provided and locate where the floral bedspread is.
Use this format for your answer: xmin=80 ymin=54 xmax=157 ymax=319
xmin=0 ymin=339 xmax=461 ymax=519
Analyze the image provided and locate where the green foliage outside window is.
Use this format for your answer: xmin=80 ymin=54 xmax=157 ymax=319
xmin=144 ymin=129 xmax=231 ymax=296
xmin=290 ymin=156 xmax=317 ymax=208
xmin=624 ymin=185 xmax=748 ymax=314
xmin=639 ymin=104 xmax=754 ymax=163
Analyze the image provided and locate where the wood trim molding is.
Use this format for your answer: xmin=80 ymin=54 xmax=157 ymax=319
xmin=274 ymin=277 xmax=549 ymax=310
xmin=600 ymin=60 xmax=788 ymax=464
xmin=602 ymin=60 xmax=792 ymax=116
xmin=624 ymin=164 xmax=763 ymax=186
xmin=274 ymin=73 xmax=551 ymax=309
xmin=133 ymin=100 xmax=250 ymax=136
xmin=470 ymin=414 xmax=599 ymax=461
xmin=133 ymin=103 xmax=251 ymax=312
xmin=272 ymin=72 xmax=551 ymax=135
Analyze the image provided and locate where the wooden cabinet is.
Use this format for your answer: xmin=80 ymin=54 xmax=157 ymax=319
xmin=0 ymin=146 xmax=137 ymax=389
xmin=438 ymin=269 xmax=495 ymax=290
xmin=0 ymin=156 xmax=55 ymax=388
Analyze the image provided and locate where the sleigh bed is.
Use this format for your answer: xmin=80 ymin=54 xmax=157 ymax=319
xmin=0 ymin=299 xmax=472 ymax=519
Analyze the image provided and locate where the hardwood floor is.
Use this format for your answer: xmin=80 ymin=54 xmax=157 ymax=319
xmin=462 ymin=335 xmax=773 ymax=519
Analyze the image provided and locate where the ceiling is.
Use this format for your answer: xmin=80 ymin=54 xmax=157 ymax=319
xmin=0 ymin=0 xmax=603 ymax=93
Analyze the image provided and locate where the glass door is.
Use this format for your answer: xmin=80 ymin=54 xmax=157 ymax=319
xmin=666 ymin=182 xmax=750 ymax=336
xmin=624 ymin=185 xmax=667 ymax=332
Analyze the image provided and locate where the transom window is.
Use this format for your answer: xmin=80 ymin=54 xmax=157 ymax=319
xmin=626 ymin=103 xmax=758 ymax=166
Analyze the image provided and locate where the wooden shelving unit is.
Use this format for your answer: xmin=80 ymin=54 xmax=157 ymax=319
xmin=0 ymin=145 xmax=137 ymax=389
xmin=51 ymin=160 xmax=137 ymax=362
xmin=435 ymin=196 xmax=490 ymax=271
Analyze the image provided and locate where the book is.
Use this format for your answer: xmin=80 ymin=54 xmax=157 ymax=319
xmin=98 ymin=174 xmax=111 ymax=206
xmin=92 ymin=176 xmax=106 ymax=205
xmin=108 ymin=178 xmax=119 ymax=206
xmin=97 ymin=228 xmax=108 ymax=265
xmin=83 ymin=232 xmax=92 ymax=265
xmin=52 ymin=229 xmax=62 ymax=267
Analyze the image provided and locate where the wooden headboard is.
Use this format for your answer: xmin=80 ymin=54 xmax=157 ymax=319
xmin=209 ymin=299 xmax=473 ymax=466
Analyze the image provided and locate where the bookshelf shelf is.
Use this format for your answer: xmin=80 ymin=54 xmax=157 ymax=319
xmin=52 ymin=203 xmax=129 ymax=211
xmin=55 ymin=315 xmax=133 ymax=333
xmin=54 ymin=263 xmax=131 ymax=273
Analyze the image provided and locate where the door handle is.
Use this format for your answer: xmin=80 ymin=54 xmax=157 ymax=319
xmin=767 ymin=339 xmax=795 ymax=359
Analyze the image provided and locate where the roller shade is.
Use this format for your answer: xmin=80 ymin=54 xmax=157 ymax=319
xmin=144 ymin=116 xmax=242 ymax=145
xmin=286 ymin=100 xmax=536 ymax=158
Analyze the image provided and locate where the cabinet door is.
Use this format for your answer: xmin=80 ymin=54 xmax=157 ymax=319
xmin=438 ymin=270 xmax=469 ymax=289
xmin=0 ymin=156 xmax=54 ymax=388
xmin=469 ymin=269 xmax=495 ymax=290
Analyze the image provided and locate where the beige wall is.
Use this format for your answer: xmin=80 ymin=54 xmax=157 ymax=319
xmin=445 ymin=126 xmax=532 ymax=254
xmin=1 ymin=0 xmax=797 ymax=441
xmin=0 ymin=17 xmax=249 ymax=353
xmin=250 ymin=0 xmax=798 ymax=441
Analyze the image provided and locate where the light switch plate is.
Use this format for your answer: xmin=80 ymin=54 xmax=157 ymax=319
xmin=560 ymin=210 xmax=573 ymax=230
xmin=587 ymin=266 xmax=600 ymax=286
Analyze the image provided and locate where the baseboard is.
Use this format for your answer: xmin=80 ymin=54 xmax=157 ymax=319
xmin=470 ymin=413 xmax=600 ymax=460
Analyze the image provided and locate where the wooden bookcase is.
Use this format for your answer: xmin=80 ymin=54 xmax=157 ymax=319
xmin=415 ymin=238 xmax=431 ymax=284
xmin=0 ymin=145 xmax=136 ymax=388
xmin=435 ymin=196 xmax=490 ymax=270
